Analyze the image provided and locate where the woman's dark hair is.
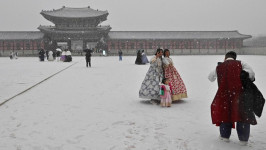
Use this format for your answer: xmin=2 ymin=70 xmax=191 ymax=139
xmin=155 ymin=48 xmax=163 ymax=55
xmin=225 ymin=51 xmax=237 ymax=60
xmin=162 ymin=78 xmax=168 ymax=84
xmin=163 ymin=49 xmax=170 ymax=57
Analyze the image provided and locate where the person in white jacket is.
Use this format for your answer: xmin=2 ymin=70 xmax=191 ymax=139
xmin=208 ymin=56 xmax=255 ymax=82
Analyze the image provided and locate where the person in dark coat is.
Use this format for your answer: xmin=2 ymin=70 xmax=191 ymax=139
xmin=45 ymin=50 xmax=49 ymax=60
xmin=65 ymin=49 xmax=72 ymax=62
xmin=118 ymin=50 xmax=123 ymax=61
xmin=56 ymin=50 xmax=61 ymax=61
xmin=39 ymin=49 xmax=45 ymax=61
xmin=9 ymin=52 xmax=14 ymax=59
xmin=85 ymin=51 xmax=91 ymax=67
xmin=52 ymin=50 xmax=56 ymax=60
xmin=135 ymin=50 xmax=143 ymax=65
xmin=208 ymin=51 xmax=256 ymax=145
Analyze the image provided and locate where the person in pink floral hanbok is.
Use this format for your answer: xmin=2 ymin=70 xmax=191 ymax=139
xmin=160 ymin=78 xmax=172 ymax=107
xmin=162 ymin=49 xmax=187 ymax=101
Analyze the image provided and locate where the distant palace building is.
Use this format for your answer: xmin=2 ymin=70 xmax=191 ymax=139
xmin=0 ymin=6 xmax=251 ymax=56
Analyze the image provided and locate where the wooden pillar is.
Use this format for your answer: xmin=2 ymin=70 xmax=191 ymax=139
xmin=0 ymin=41 xmax=3 ymax=54
xmin=125 ymin=41 xmax=128 ymax=50
xmin=119 ymin=41 xmax=122 ymax=50
xmin=145 ymin=40 xmax=148 ymax=50
xmin=173 ymin=41 xmax=176 ymax=49
xmin=107 ymin=41 xmax=111 ymax=50
xmin=224 ymin=39 xmax=227 ymax=52
xmin=215 ymin=39 xmax=218 ymax=53
xmin=3 ymin=41 xmax=5 ymax=50
xmin=115 ymin=41 xmax=118 ymax=50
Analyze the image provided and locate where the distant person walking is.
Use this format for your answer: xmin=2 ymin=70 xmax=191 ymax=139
xmin=118 ymin=50 xmax=123 ymax=61
xmin=85 ymin=50 xmax=92 ymax=67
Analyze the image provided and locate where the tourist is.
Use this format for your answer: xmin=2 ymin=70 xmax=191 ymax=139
xmin=9 ymin=52 xmax=14 ymax=59
xmin=85 ymin=50 xmax=91 ymax=67
xmin=38 ymin=49 xmax=45 ymax=61
xmin=45 ymin=50 xmax=49 ymax=60
xmin=52 ymin=50 xmax=56 ymax=60
xmin=159 ymin=78 xmax=172 ymax=107
xmin=56 ymin=49 xmax=61 ymax=62
xmin=118 ymin=49 xmax=123 ymax=61
xmin=139 ymin=48 xmax=164 ymax=104
xmin=141 ymin=50 xmax=149 ymax=64
xmin=65 ymin=49 xmax=72 ymax=62
xmin=48 ymin=50 xmax=54 ymax=61
xmin=208 ymin=51 xmax=256 ymax=145
xmin=162 ymin=49 xmax=187 ymax=101
xmin=14 ymin=52 xmax=18 ymax=59
xmin=60 ymin=50 xmax=66 ymax=62
xmin=135 ymin=50 xmax=143 ymax=65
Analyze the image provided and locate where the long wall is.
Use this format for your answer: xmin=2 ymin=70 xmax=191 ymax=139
xmin=241 ymin=47 xmax=266 ymax=55
xmin=1 ymin=47 xmax=266 ymax=57
xmin=108 ymin=48 xmax=243 ymax=56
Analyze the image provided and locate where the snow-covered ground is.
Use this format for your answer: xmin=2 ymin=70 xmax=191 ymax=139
xmin=0 ymin=55 xmax=265 ymax=150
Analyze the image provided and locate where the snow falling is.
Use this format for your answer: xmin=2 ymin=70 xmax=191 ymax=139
xmin=0 ymin=55 xmax=265 ymax=150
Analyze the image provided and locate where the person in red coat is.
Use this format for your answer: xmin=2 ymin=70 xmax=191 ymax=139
xmin=208 ymin=51 xmax=255 ymax=145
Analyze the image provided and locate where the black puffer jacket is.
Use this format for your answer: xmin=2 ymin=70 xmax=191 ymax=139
xmin=239 ymin=70 xmax=265 ymax=125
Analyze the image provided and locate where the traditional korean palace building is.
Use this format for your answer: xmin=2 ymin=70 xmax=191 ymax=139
xmin=0 ymin=6 xmax=251 ymax=56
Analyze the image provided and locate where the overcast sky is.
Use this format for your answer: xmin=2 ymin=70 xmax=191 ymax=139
xmin=0 ymin=0 xmax=266 ymax=36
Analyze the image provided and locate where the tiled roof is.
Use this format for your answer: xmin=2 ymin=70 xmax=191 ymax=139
xmin=41 ymin=7 xmax=108 ymax=18
xmin=108 ymin=31 xmax=252 ymax=40
xmin=0 ymin=31 xmax=44 ymax=40
xmin=38 ymin=26 xmax=111 ymax=34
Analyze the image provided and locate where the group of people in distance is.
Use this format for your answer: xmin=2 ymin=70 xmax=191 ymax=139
xmin=138 ymin=49 xmax=265 ymax=145
xmin=135 ymin=49 xmax=149 ymax=65
xmin=9 ymin=51 xmax=18 ymax=60
xmin=38 ymin=48 xmax=72 ymax=62
xmin=139 ymin=48 xmax=188 ymax=107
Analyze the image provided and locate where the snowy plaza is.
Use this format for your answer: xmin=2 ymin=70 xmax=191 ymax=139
xmin=0 ymin=55 xmax=266 ymax=150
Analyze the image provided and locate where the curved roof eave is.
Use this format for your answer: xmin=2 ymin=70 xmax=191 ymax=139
xmin=40 ymin=7 xmax=108 ymax=19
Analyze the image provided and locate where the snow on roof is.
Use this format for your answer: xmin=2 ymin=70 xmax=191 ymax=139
xmin=108 ymin=31 xmax=252 ymax=40
xmin=0 ymin=31 xmax=44 ymax=40
xmin=41 ymin=6 xmax=108 ymax=18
